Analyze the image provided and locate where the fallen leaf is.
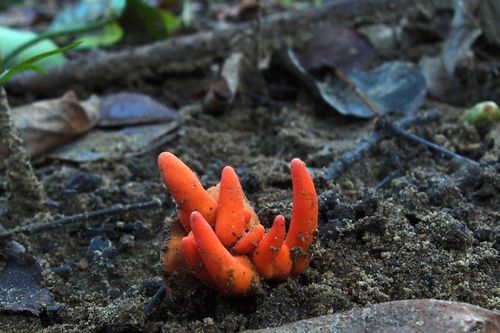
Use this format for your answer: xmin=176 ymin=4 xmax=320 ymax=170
xmin=245 ymin=299 xmax=500 ymax=333
xmin=479 ymin=0 xmax=500 ymax=46
xmin=443 ymin=0 xmax=482 ymax=75
xmin=99 ymin=92 xmax=179 ymax=127
xmin=48 ymin=0 xmax=126 ymax=49
xmin=48 ymin=122 xmax=179 ymax=163
xmin=358 ymin=23 xmax=402 ymax=57
xmin=319 ymin=61 xmax=426 ymax=117
xmin=298 ymin=24 xmax=374 ymax=74
xmin=203 ymin=52 xmax=250 ymax=114
xmin=420 ymin=0 xmax=483 ymax=102
xmin=420 ymin=54 xmax=460 ymax=101
xmin=49 ymin=0 xmax=126 ymax=30
xmin=0 ymin=91 xmax=99 ymax=159
xmin=0 ymin=241 xmax=60 ymax=316
xmin=284 ymin=50 xmax=426 ymax=118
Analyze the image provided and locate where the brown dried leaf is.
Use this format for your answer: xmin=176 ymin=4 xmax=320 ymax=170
xmin=298 ymin=24 xmax=374 ymax=74
xmin=1 ymin=91 xmax=99 ymax=158
xmin=203 ymin=52 xmax=260 ymax=114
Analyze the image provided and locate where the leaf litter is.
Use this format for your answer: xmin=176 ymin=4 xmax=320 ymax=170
xmin=0 ymin=1 xmax=499 ymax=332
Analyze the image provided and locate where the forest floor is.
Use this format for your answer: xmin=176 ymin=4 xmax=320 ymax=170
xmin=0 ymin=1 xmax=498 ymax=332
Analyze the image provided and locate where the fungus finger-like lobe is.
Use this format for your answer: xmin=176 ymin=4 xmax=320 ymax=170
xmin=285 ymin=158 xmax=318 ymax=275
xmin=180 ymin=232 xmax=217 ymax=288
xmin=207 ymin=183 xmax=260 ymax=229
xmin=232 ymin=224 xmax=265 ymax=255
xmin=269 ymin=244 xmax=292 ymax=280
xmin=190 ymin=212 xmax=259 ymax=296
xmin=158 ymin=152 xmax=217 ymax=231
xmin=252 ymin=215 xmax=288 ymax=280
xmin=215 ymin=166 xmax=246 ymax=247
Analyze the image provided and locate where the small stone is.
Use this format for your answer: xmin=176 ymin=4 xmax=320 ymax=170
xmin=108 ymin=288 xmax=122 ymax=299
xmin=203 ymin=317 xmax=215 ymax=325
xmin=78 ymin=258 xmax=89 ymax=270
xmin=120 ymin=234 xmax=135 ymax=249
xmin=474 ymin=227 xmax=493 ymax=242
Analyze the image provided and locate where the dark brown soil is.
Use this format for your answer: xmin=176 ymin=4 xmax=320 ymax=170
xmin=1 ymin=95 xmax=498 ymax=332
xmin=0 ymin=2 xmax=499 ymax=332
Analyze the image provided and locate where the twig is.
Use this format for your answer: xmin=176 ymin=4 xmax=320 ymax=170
xmin=0 ymin=198 xmax=163 ymax=240
xmin=373 ymin=169 xmax=401 ymax=190
xmin=334 ymin=68 xmax=380 ymax=116
xmin=6 ymin=0 xmax=413 ymax=97
xmin=144 ymin=285 xmax=167 ymax=319
xmin=324 ymin=110 xmax=439 ymax=180
xmin=377 ymin=116 xmax=480 ymax=167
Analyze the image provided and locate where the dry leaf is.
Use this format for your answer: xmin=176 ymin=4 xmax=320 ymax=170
xmin=282 ymin=50 xmax=426 ymax=118
xmin=0 ymin=91 xmax=99 ymax=159
xmin=0 ymin=241 xmax=59 ymax=316
xmin=203 ymin=52 xmax=260 ymax=114
xmin=298 ymin=24 xmax=374 ymax=74
xmin=99 ymin=92 xmax=178 ymax=127
xmin=48 ymin=122 xmax=179 ymax=163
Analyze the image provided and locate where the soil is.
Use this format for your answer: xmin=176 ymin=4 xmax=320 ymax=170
xmin=0 ymin=2 xmax=499 ymax=333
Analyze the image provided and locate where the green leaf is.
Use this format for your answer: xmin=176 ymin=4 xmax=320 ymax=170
xmin=121 ymin=0 xmax=181 ymax=39
xmin=23 ymin=64 xmax=46 ymax=74
xmin=76 ymin=22 xmax=124 ymax=49
xmin=49 ymin=0 xmax=127 ymax=32
xmin=0 ymin=27 xmax=67 ymax=68
xmin=160 ymin=10 xmax=181 ymax=35
xmin=0 ymin=41 xmax=80 ymax=85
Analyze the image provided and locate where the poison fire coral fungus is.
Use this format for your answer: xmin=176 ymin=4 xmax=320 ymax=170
xmin=158 ymin=152 xmax=318 ymax=297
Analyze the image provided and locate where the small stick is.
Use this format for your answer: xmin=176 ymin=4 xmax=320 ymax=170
xmin=334 ymin=68 xmax=380 ymax=116
xmin=144 ymin=285 xmax=167 ymax=319
xmin=377 ymin=116 xmax=480 ymax=167
xmin=373 ymin=169 xmax=401 ymax=190
xmin=0 ymin=198 xmax=163 ymax=240
xmin=324 ymin=110 xmax=439 ymax=180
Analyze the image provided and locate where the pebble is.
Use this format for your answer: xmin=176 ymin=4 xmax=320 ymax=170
xmin=78 ymin=258 xmax=89 ymax=270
